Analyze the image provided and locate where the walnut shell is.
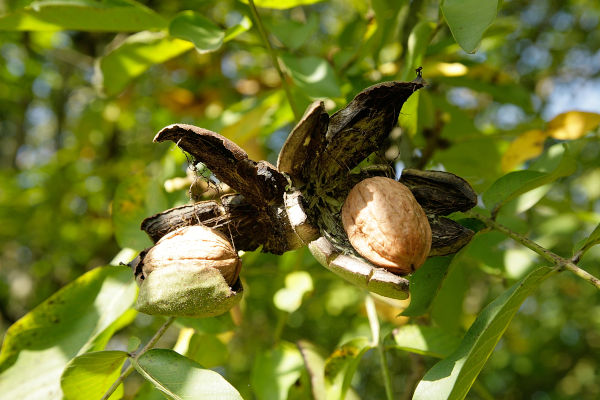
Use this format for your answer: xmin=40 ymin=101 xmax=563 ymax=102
xmin=341 ymin=177 xmax=432 ymax=275
xmin=141 ymin=225 xmax=241 ymax=286
xmin=135 ymin=225 xmax=242 ymax=317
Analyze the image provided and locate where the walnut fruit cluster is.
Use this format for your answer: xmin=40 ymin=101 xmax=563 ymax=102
xmin=134 ymin=225 xmax=243 ymax=317
xmin=342 ymin=177 xmax=432 ymax=275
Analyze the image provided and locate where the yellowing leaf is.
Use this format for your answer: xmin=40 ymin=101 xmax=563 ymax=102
xmin=501 ymin=129 xmax=548 ymax=172
xmin=427 ymin=62 xmax=468 ymax=77
xmin=547 ymin=111 xmax=600 ymax=140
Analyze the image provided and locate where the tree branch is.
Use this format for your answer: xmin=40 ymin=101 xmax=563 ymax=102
xmin=365 ymin=296 xmax=394 ymax=400
xmin=468 ymin=211 xmax=600 ymax=289
xmin=100 ymin=317 xmax=176 ymax=400
xmin=247 ymin=0 xmax=300 ymax=120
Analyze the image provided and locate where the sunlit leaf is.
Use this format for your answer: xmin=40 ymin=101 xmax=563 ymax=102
xmin=398 ymin=90 xmax=420 ymax=137
xmin=280 ymin=53 xmax=341 ymax=99
xmin=133 ymin=349 xmax=242 ymax=400
xmin=238 ymin=0 xmax=325 ymax=10
xmin=501 ymin=130 xmax=548 ymax=172
xmin=393 ymin=325 xmax=461 ymax=358
xmin=274 ymin=271 xmax=314 ymax=313
xmin=297 ymin=340 xmax=327 ymax=400
xmin=61 ymin=351 xmax=128 ymax=400
xmin=98 ymin=31 xmax=194 ymax=97
xmin=324 ymin=337 xmax=371 ymax=400
xmin=250 ymin=341 xmax=305 ymax=400
xmin=413 ymin=267 xmax=553 ymax=400
xmin=184 ymin=333 xmax=228 ymax=368
xmin=430 ymin=257 xmax=468 ymax=332
xmin=176 ymin=313 xmax=236 ymax=334
xmin=224 ymin=15 xmax=252 ymax=42
xmin=0 ymin=0 xmax=167 ymax=31
xmin=0 ymin=266 xmax=137 ymax=400
xmin=442 ymin=0 xmax=499 ymax=53
xmin=483 ymin=170 xmax=545 ymax=211
xmin=401 ymin=21 xmax=435 ymax=80
xmin=401 ymin=256 xmax=453 ymax=317
xmin=547 ymin=111 xmax=600 ymax=140
xmin=169 ymin=11 xmax=225 ymax=53
xmin=484 ymin=144 xmax=576 ymax=214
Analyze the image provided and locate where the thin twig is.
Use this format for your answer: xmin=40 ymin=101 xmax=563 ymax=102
xmin=468 ymin=211 xmax=600 ymax=289
xmin=247 ymin=0 xmax=301 ymax=121
xmin=365 ymin=296 xmax=394 ymax=400
xmin=100 ymin=317 xmax=176 ymax=400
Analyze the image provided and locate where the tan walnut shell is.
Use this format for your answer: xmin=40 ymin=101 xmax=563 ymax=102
xmin=135 ymin=225 xmax=242 ymax=317
xmin=341 ymin=176 xmax=432 ymax=275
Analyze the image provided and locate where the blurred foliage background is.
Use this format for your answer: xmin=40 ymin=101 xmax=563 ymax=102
xmin=1 ymin=0 xmax=600 ymax=399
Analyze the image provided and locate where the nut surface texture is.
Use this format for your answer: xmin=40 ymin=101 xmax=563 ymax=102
xmin=136 ymin=225 xmax=242 ymax=317
xmin=341 ymin=177 xmax=432 ymax=275
xmin=142 ymin=225 xmax=241 ymax=286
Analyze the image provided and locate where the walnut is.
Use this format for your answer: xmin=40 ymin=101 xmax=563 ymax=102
xmin=140 ymin=225 xmax=241 ymax=286
xmin=341 ymin=177 xmax=432 ymax=275
xmin=134 ymin=225 xmax=242 ymax=317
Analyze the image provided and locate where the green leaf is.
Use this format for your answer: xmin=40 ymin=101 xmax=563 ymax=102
xmin=224 ymin=15 xmax=252 ymax=42
xmin=132 ymin=349 xmax=242 ymax=400
xmin=169 ymin=11 xmax=225 ymax=53
xmin=482 ymin=170 xmax=546 ymax=211
xmin=132 ymin=381 xmax=166 ymax=400
xmin=273 ymin=271 xmax=314 ymax=313
xmin=250 ymin=341 xmax=305 ymax=400
xmin=184 ymin=333 xmax=228 ymax=368
xmin=441 ymin=0 xmax=499 ymax=53
xmin=0 ymin=0 xmax=167 ymax=31
xmin=267 ymin=13 xmax=319 ymax=50
xmin=112 ymin=170 xmax=168 ymax=250
xmin=238 ymin=0 xmax=325 ymax=10
xmin=0 ymin=266 xmax=137 ymax=400
xmin=61 ymin=350 xmax=128 ymax=400
xmin=430 ymin=256 xmax=468 ymax=333
xmin=398 ymin=90 xmax=420 ymax=137
xmin=98 ymin=31 xmax=194 ymax=97
xmin=369 ymin=0 xmax=406 ymax=59
xmin=483 ymin=144 xmax=576 ymax=214
xmin=86 ymin=308 xmax=138 ymax=353
xmin=401 ymin=21 xmax=435 ymax=81
xmin=402 ymin=256 xmax=453 ymax=317
xmin=435 ymin=136 xmax=502 ymax=186
xmin=176 ymin=313 xmax=236 ymax=334
xmin=324 ymin=337 xmax=371 ymax=400
xmin=413 ymin=267 xmax=554 ymax=400
xmin=128 ymin=336 xmax=142 ymax=353
xmin=280 ymin=53 xmax=341 ymax=99
xmin=393 ymin=325 xmax=462 ymax=358
xmin=575 ymin=223 xmax=600 ymax=257
xmin=297 ymin=340 xmax=327 ymax=400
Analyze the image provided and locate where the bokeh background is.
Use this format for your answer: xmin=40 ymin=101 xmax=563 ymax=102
xmin=1 ymin=0 xmax=600 ymax=398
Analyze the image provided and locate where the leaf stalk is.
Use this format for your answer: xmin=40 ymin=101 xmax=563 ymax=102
xmin=100 ymin=316 xmax=176 ymax=400
xmin=247 ymin=0 xmax=300 ymax=120
xmin=468 ymin=211 xmax=600 ymax=290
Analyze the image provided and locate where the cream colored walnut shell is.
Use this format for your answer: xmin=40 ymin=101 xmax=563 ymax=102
xmin=342 ymin=177 xmax=432 ymax=275
xmin=136 ymin=225 xmax=242 ymax=317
